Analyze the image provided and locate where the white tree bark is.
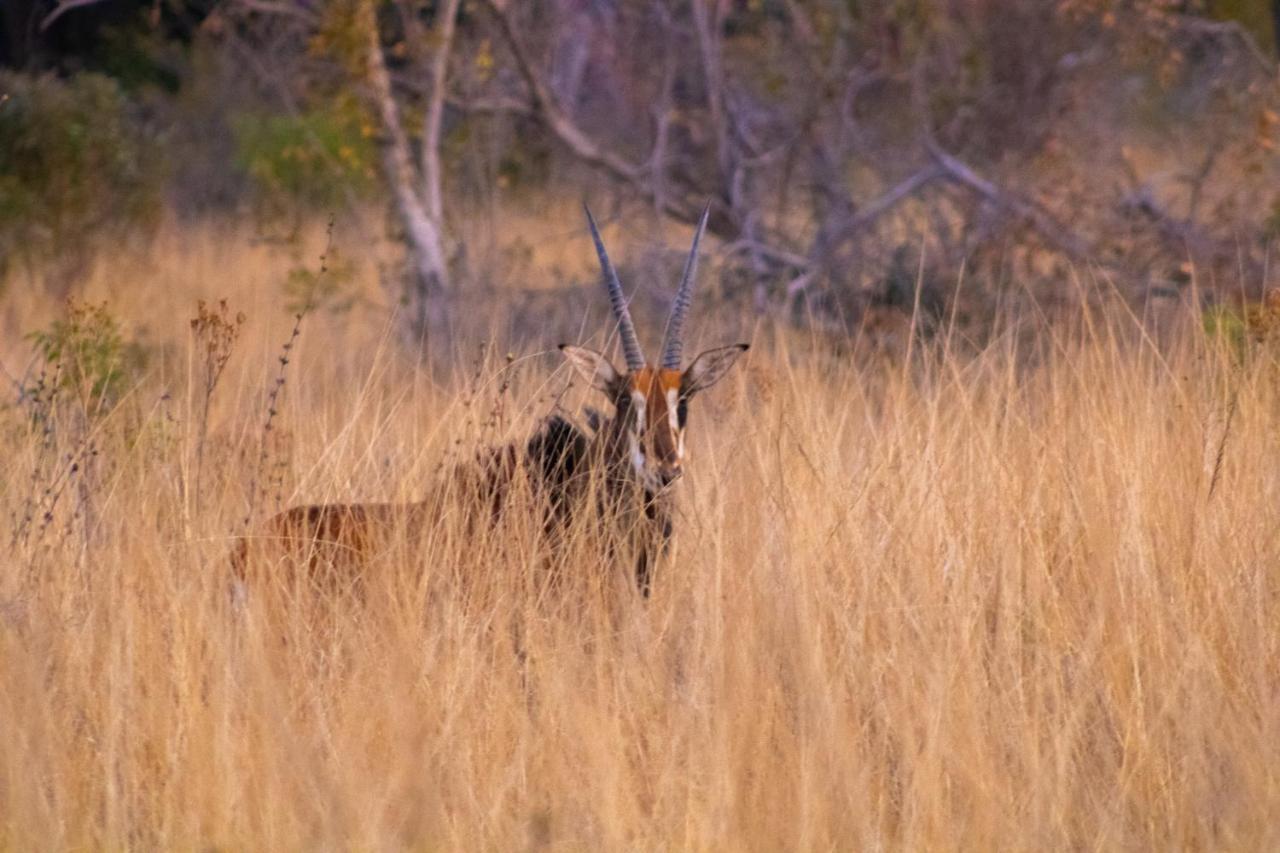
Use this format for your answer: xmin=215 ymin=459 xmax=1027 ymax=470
xmin=421 ymin=0 xmax=462 ymax=224
xmin=362 ymin=0 xmax=455 ymax=339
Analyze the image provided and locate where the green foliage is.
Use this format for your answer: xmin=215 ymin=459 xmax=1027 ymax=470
xmin=308 ymin=0 xmax=368 ymax=75
xmin=89 ymin=21 xmax=183 ymax=93
xmin=0 ymin=72 xmax=162 ymax=278
xmin=28 ymin=301 xmax=149 ymax=411
xmin=232 ymin=96 xmax=379 ymax=216
xmin=1203 ymin=291 xmax=1280 ymax=362
xmin=1203 ymin=304 xmax=1248 ymax=357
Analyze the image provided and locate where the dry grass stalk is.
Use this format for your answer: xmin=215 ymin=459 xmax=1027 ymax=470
xmin=1 ymin=223 xmax=1278 ymax=850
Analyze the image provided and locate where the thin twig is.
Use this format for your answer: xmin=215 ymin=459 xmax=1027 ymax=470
xmin=39 ymin=0 xmax=108 ymax=32
xmin=242 ymin=216 xmax=333 ymax=528
xmin=1207 ymin=384 xmax=1239 ymax=501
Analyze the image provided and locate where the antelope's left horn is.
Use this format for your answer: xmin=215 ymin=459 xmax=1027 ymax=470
xmin=661 ymin=202 xmax=711 ymax=370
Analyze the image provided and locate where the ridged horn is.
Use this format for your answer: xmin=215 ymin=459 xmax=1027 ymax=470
xmin=584 ymin=204 xmax=646 ymax=371
xmin=661 ymin=201 xmax=710 ymax=370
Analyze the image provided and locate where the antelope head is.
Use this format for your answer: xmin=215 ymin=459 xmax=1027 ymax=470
xmin=561 ymin=205 xmax=748 ymax=494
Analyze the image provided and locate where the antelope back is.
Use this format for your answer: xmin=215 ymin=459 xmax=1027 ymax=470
xmin=232 ymin=502 xmax=423 ymax=598
xmin=231 ymin=417 xmax=595 ymax=598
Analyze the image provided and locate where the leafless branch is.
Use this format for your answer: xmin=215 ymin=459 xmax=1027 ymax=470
xmin=691 ymin=0 xmax=732 ymax=183
xmin=784 ymin=271 xmax=815 ymax=298
xmin=648 ymin=54 xmax=678 ymax=219
xmin=443 ymin=94 xmax=533 ymax=116
xmin=1119 ymin=185 xmax=1223 ymax=264
xmin=481 ymin=0 xmax=761 ymax=249
xmin=646 ymin=0 xmax=680 ymax=219
xmin=481 ymin=0 xmax=645 ymax=186
xmin=395 ymin=70 xmax=532 ymax=116
xmin=927 ymin=140 xmax=1092 ymax=259
xmin=787 ymin=163 xmax=944 ymax=287
xmin=1170 ymin=13 xmax=1277 ymax=76
xmin=229 ymin=0 xmax=319 ymax=25
xmin=1180 ymin=144 xmax=1222 ymax=221
xmin=479 ymin=0 xmax=955 ymax=300
xmin=721 ymin=238 xmax=809 ymax=271
xmin=839 ymin=165 xmax=944 ymax=238
xmin=39 ymin=0 xmax=109 ymax=32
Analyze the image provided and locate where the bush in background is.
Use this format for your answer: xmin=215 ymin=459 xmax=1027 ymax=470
xmin=0 ymin=72 xmax=163 ymax=289
xmin=231 ymin=94 xmax=379 ymax=223
xmin=27 ymin=299 xmax=149 ymax=413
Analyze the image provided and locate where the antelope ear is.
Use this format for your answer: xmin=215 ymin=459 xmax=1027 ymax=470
xmin=681 ymin=344 xmax=749 ymax=397
xmin=560 ymin=345 xmax=622 ymax=393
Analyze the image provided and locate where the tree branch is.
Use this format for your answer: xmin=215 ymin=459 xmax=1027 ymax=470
xmin=838 ymin=165 xmax=944 ymax=238
xmin=229 ymin=0 xmax=319 ymax=25
xmin=927 ymin=141 xmax=1092 ymax=259
xmin=481 ymin=0 xmax=644 ymax=186
xmin=479 ymin=0 xmax=811 ymax=285
xmin=721 ymin=238 xmax=809 ymax=270
xmin=647 ymin=0 xmax=679 ymax=220
xmin=1170 ymin=13 xmax=1277 ymax=75
xmin=39 ymin=0 xmax=109 ymax=32
xmin=691 ymin=0 xmax=732 ymax=183
xmin=443 ymin=93 xmax=533 ymax=116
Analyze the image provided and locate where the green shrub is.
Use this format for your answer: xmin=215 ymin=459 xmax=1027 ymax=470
xmin=1203 ymin=290 xmax=1280 ymax=363
xmin=28 ymin=300 xmax=149 ymax=412
xmin=0 ymin=72 xmax=162 ymax=280
xmin=232 ymin=95 xmax=378 ymax=216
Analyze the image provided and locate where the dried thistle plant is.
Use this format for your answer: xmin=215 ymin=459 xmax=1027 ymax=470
xmin=189 ymin=299 xmax=245 ymax=512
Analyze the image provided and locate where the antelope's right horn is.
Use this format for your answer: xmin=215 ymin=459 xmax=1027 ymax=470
xmin=584 ymin=205 xmax=646 ymax=371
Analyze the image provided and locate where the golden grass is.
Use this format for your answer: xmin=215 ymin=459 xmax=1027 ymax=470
xmin=1 ymin=219 xmax=1278 ymax=850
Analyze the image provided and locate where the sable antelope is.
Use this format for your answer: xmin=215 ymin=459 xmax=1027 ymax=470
xmin=232 ymin=205 xmax=747 ymax=597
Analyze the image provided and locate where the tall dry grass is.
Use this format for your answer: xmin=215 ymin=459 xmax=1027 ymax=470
xmin=1 ymin=220 xmax=1278 ymax=850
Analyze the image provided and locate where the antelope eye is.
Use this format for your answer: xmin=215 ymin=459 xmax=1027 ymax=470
xmin=676 ymin=397 xmax=688 ymax=428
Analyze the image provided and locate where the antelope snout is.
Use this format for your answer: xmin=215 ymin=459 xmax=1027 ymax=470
xmin=658 ymin=463 xmax=683 ymax=487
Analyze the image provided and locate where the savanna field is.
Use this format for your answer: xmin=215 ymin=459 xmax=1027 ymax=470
xmin=0 ymin=213 xmax=1277 ymax=851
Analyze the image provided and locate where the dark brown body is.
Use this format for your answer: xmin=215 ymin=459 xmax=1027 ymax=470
xmin=232 ymin=415 xmax=673 ymax=598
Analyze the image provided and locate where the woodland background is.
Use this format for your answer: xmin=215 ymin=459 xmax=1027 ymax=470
xmin=4 ymin=0 xmax=1280 ymax=352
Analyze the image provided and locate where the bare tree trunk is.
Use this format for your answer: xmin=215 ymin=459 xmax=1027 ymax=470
xmin=422 ymin=0 xmax=461 ymax=224
xmin=362 ymin=0 xmax=451 ymax=345
xmin=691 ymin=0 xmax=732 ymax=185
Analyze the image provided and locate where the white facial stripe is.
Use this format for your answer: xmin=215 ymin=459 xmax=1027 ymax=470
xmin=629 ymin=434 xmax=646 ymax=473
xmin=630 ymin=389 xmax=647 ymax=433
xmin=666 ymin=387 xmax=685 ymax=463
